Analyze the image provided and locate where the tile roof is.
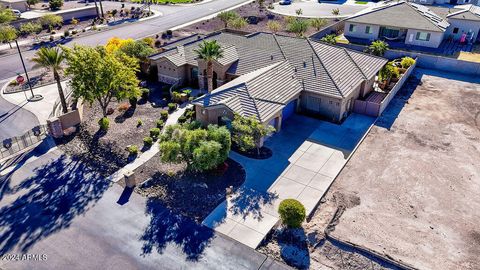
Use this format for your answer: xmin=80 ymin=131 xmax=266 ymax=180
xmin=192 ymin=61 xmax=302 ymax=122
xmin=346 ymin=1 xmax=449 ymax=32
xmin=151 ymin=31 xmax=387 ymax=104
xmin=446 ymin=4 xmax=480 ymax=21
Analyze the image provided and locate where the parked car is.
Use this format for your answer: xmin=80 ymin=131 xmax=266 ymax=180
xmin=279 ymin=0 xmax=292 ymax=5
xmin=11 ymin=9 xmax=21 ymax=17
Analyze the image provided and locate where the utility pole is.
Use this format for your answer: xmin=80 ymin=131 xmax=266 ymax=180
xmin=92 ymin=0 xmax=100 ymax=18
xmin=98 ymin=0 xmax=104 ymax=18
xmin=15 ymin=40 xmax=42 ymax=101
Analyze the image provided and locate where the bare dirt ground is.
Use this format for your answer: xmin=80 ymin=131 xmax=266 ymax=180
xmin=321 ymin=69 xmax=480 ymax=270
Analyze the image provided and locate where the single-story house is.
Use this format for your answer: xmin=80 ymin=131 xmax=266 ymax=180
xmin=0 ymin=0 xmax=27 ymax=12
xmin=344 ymin=1 xmax=450 ymax=48
xmin=431 ymin=5 xmax=480 ymax=41
xmin=149 ymin=32 xmax=387 ymax=128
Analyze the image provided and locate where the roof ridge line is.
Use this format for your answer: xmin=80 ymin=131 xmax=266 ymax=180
xmin=253 ymin=97 xmax=286 ymax=105
xmin=272 ymin=34 xmax=287 ymax=60
xmin=306 ymin=39 xmax=344 ymax=98
xmin=347 ymin=1 xmax=404 ymax=21
xmin=343 ymin=47 xmax=367 ymax=80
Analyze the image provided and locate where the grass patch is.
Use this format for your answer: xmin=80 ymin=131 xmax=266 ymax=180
xmin=457 ymin=51 xmax=480 ymax=63
xmin=355 ymin=1 xmax=369 ymax=4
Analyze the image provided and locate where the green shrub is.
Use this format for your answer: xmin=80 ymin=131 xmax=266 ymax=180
xmin=39 ymin=14 xmax=63 ymax=28
xmin=159 ymin=141 xmax=181 ymax=163
xmin=168 ymin=103 xmax=177 ymax=112
xmin=64 ymin=30 xmax=69 ymax=37
xmin=178 ymin=116 xmax=187 ymax=123
xmin=191 ymin=141 xmax=223 ymax=171
xmin=161 ymin=110 xmax=169 ymax=120
xmin=401 ymin=57 xmax=415 ymax=69
xmin=141 ymin=88 xmax=149 ymax=99
xmin=19 ymin=22 xmax=42 ymax=35
xmin=127 ymin=145 xmax=139 ymax=155
xmin=137 ymin=119 xmax=143 ymax=127
xmin=143 ymin=136 xmax=153 ymax=147
xmin=98 ymin=117 xmax=110 ymax=131
xmin=150 ymin=127 xmax=161 ymax=139
xmin=278 ymin=199 xmax=306 ymax=228
xmin=156 ymin=119 xmax=164 ymax=128
xmin=49 ymin=0 xmax=63 ymax=10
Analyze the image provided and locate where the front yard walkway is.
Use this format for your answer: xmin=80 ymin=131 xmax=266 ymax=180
xmin=108 ymin=104 xmax=192 ymax=183
xmin=203 ymin=114 xmax=375 ymax=248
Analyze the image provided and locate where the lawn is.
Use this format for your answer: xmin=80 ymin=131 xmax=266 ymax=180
xmin=355 ymin=1 xmax=369 ymax=4
xmin=457 ymin=51 xmax=480 ymax=63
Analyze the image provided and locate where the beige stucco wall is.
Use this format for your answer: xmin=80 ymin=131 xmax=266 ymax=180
xmin=344 ymin=22 xmax=380 ymax=41
xmin=300 ymin=92 xmax=343 ymax=122
xmin=155 ymin=59 xmax=186 ymax=85
xmin=195 ymin=105 xmax=234 ymax=126
xmin=404 ymin=29 xmax=444 ymax=48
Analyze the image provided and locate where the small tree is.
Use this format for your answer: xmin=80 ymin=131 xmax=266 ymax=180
xmin=310 ymin=18 xmax=327 ymax=31
xmin=295 ymin=8 xmax=303 ymax=16
xmin=49 ymin=0 xmax=63 ymax=10
xmin=26 ymin=0 xmax=40 ymax=8
xmin=267 ymin=20 xmax=281 ymax=34
xmin=217 ymin=11 xmax=238 ymax=28
xmin=366 ymin=40 xmax=389 ymax=56
xmin=32 ymin=47 xmax=68 ymax=113
xmin=0 ymin=25 xmax=17 ymax=49
xmin=287 ymin=19 xmax=309 ymax=38
xmin=194 ymin=40 xmax=223 ymax=93
xmin=0 ymin=6 xmax=15 ymax=24
xmin=63 ymin=45 xmax=140 ymax=117
xmin=20 ymin=22 xmax=42 ymax=36
xmin=278 ymin=199 xmax=306 ymax=228
xmin=332 ymin=8 xmax=340 ymax=16
xmin=321 ymin=34 xmax=336 ymax=45
xmin=231 ymin=114 xmax=275 ymax=155
xmin=119 ymin=40 xmax=156 ymax=64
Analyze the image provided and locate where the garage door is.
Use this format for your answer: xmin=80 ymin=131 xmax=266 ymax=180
xmin=282 ymin=99 xmax=297 ymax=123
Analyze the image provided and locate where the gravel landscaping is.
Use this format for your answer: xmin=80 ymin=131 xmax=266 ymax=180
xmin=134 ymin=154 xmax=246 ymax=222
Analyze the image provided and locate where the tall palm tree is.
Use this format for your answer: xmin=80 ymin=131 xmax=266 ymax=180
xmin=194 ymin=40 xmax=223 ymax=93
xmin=32 ymin=47 xmax=68 ymax=113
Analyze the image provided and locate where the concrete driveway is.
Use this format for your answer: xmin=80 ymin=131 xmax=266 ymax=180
xmin=272 ymin=0 xmax=372 ymax=18
xmin=203 ymin=114 xmax=375 ymax=249
xmin=0 ymin=149 xmax=289 ymax=270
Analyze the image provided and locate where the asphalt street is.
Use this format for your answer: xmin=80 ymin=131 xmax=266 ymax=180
xmin=0 ymin=0 xmax=251 ymax=80
xmin=0 ymin=149 xmax=290 ymax=270
xmin=0 ymin=0 xmax=251 ymax=140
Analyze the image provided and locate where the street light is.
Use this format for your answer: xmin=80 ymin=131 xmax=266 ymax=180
xmin=15 ymin=40 xmax=42 ymax=102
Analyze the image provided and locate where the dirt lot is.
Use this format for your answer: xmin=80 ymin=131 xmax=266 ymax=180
xmin=322 ymin=69 xmax=480 ymax=270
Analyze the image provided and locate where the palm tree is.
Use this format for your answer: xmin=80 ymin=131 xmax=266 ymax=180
xmin=32 ymin=47 xmax=68 ymax=113
xmin=194 ymin=40 xmax=223 ymax=93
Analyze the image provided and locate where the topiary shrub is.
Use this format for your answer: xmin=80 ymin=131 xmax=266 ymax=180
xmin=143 ymin=136 xmax=153 ymax=147
xmin=98 ymin=117 xmax=110 ymax=131
xmin=161 ymin=110 xmax=169 ymax=120
xmin=278 ymin=199 xmax=306 ymax=228
xmin=156 ymin=119 xmax=164 ymax=128
xmin=178 ymin=116 xmax=187 ymax=124
xmin=168 ymin=103 xmax=177 ymax=112
xmin=127 ymin=145 xmax=139 ymax=155
xmin=150 ymin=127 xmax=160 ymax=139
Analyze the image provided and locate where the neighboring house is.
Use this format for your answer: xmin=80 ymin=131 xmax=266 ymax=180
xmin=409 ymin=0 xmax=478 ymax=6
xmin=344 ymin=1 xmax=450 ymax=48
xmin=149 ymin=32 xmax=387 ymax=128
xmin=431 ymin=4 xmax=480 ymax=41
xmin=0 ymin=0 xmax=28 ymax=12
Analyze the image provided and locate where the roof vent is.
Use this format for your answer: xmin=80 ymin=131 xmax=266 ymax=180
xmin=270 ymin=55 xmax=274 ymax=60
xmin=294 ymin=67 xmax=297 ymax=72
xmin=303 ymin=61 xmax=307 ymax=68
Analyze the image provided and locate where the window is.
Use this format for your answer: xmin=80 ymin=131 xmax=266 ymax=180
xmin=329 ymin=100 xmax=333 ymax=105
xmin=453 ymin=27 xmax=459 ymax=34
xmin=365 ymin=26 xmax=373 ymax=34
xmin=349 ymin=24 xmax=357 ymax=32
xmin=415 ymin=31 xmax=431 ymax=41
xmin=336 ymin=102 xmax=340 ymax=106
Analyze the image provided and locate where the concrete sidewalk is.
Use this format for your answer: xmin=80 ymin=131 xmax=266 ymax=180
xmin=203 ymin=114 xmax=375 ymax=249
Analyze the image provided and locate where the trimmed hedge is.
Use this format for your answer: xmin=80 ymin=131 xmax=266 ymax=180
xmin=278 ymin=199 xmax=306 ymax=228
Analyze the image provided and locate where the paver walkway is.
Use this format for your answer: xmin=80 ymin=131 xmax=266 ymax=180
xmin=108 ymin=104 xmax=191 ymax=183
xmin=203 ymin=114 xmax=375 ymax=248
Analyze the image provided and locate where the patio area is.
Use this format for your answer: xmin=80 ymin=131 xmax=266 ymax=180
xmin=203 ymin=114 xmax=375 ymax=249
xmin=346 ymin=36 xmax=475 ymax=56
